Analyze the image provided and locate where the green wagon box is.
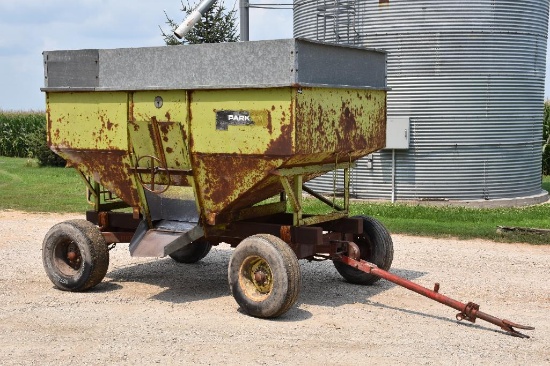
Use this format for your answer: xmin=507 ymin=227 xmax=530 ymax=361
xmin=41 ymin=38 xmax=392 ymax=318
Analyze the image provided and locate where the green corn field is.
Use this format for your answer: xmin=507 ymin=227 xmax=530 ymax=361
xmin=0 ymin=110 xmax=45 ymax=158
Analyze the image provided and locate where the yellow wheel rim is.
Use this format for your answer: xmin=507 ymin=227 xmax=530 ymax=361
xmin=239 ymin=255 xmax=273 ymax=301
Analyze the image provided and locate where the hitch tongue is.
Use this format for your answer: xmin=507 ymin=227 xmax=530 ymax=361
xmin=500 ymin=319 xmax=535 ymax=339
xmin=338 ymin=254 xmax=535 ymax=338
xmin=456 ymin=306 xmax=535 ymax=339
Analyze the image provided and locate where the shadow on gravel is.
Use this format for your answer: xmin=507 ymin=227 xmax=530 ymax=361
xmin=93 ymin=282 xmax=124 ymax=292
xmin=242 ymin=306 xmax=314 ymax=321
xmin=297 ymin=260 xmax=426 ymax=307
xmin=104 ymin=247 xmax=433 ymax=318
xmin=363 ymin=300 xmax=508 ymax=337
xmin=106 ymin=250 xmax=231 ymax=303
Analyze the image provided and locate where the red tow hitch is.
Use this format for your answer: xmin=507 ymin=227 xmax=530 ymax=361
xmin=336 ymin=252 xmax=535 ymax=338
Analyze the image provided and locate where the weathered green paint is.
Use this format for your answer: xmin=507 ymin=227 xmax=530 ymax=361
xmin=294 ymin=87 xmax=386 ymax=156
xmin=190 ymin=88 xmax=293 ymax=155
xmin=46 ymin=85 xmax=386 ymax=226
xmin=47 ymin=92 xmax=128 ymax=150
xmin=47 ymin=92 xmax=140 ymax=207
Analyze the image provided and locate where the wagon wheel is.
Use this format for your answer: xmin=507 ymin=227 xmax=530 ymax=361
xmin=42 ymin=219 xmax=109 ymax=291
xmin=135 ymin=155 xmax=170 ymax=194
xmin=169 ymin=238 xmax=212 ymax=263
xmin=333 ymin=215 xmax=394 ymax=285
xmin=228 ymin=234 xmax=301 ymax=318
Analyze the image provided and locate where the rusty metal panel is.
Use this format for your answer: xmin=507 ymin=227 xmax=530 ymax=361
xmin=52 ymin=149 xmax=140 ymax=208
xmin=188 ymin=88 xmax=292 ymax=222
xmin=46 ymin=91 xmax=141 ymax=207
xmin=189 ymin=88 xmax=294 ymax=156
xmin=192 ymin=155 xmax=286 ymax=225
xmin=47 ymin=91 xmax=128 ymax=151
xmin=129 ymin=91 xmax=191 ymax=171
xmin=46 ymin=85 xmax=386 ymax=225
xmin=294 ymin=87 xmax=386 ymax=156
xmin=131 ymin=91 xmax=187 ymax=123
xmin=188 ymin=86 xmax=386 ymax=224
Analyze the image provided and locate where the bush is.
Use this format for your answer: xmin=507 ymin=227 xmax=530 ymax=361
xmin=0 ymin=111 xmax=65 ymax=166
xmin=27 ymin=125 xmax=66 ymax=167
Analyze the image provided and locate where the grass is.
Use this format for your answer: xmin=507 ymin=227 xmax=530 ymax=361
xmin=303 ymin=186 xmax=550 ymax=244
xmin=0 ymin=156 xmax=89 ymax=213
xmin=352 ymin=202 xmax=550 ymax=244
xmin=1 ymin=156 xmax=550 ymax=244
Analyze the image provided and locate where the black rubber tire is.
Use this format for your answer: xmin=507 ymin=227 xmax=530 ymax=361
xmin=333 ymin=215 xmax=394 ymax=285
xmin=228 ymin=234 xmax=301 ymax=318
xmin=42 ymin=219 xmax=109 ymax=291
xmin=169 ymin=239 xmax=212 ymax=263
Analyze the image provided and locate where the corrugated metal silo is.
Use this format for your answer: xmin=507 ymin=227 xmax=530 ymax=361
xmin=294 ymin=0 xmax=549 ymax=203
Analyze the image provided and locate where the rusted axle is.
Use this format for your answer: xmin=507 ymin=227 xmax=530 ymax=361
xmin=337 ymin=254 xmax=534 ymax=338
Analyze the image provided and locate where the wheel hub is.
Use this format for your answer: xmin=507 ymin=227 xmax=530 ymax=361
xmin=254 ymin=270 xmax=267 ymax=285
xmin=67 ymin=251 xmax=77 ymax=261
xmin=58 ymin=242 xmax=82 ymax=272
xmin=240 ymin=256 xmax=273 ymax=297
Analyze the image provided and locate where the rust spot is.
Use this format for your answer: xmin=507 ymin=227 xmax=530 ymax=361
xmin=339 ymin=101 xmax=367 ymax=150
xmin=165 ymin=111 xmax=171 ymax=121
xmin=206 ymin=212 xmax=217 ymax=226
xmin=57 ymin=149 xmax=140 ymax=207
xmin=265 ymin=123 xmax=293 ymax=156
xmin=128 ymin=92 xmax=135 ymax=122
xmin=46 ymin=105 xmax=52 ymax=139
xmin=271 ymin=105 xmax=276 ymax=111
xmin=188 ymin=130 xmax=195 ymax=153
xmin=192 ymin=153 xmax=284 ymax=218
xmin=343 ymin=105 xmax=351 ymax=119
xmin=280 ymin=226 xmax=291 ymax=243
xmin=264 ymin=100 xmax=293 ymax=156
xmin=166 ymin=147 xmax=173 ymax=153
xmin=129 ymin=121 xmax=140 ymax=132
xmin=188 ymin=91 xmax=193 ymax=121
xmin=159 ymin=122 xmax=170 ymax=135
xmin=92 ymin=113 xmax=118 ymax=149
xmin=267 ymin=110 xmax=273 ymax=135
xmin=181 ymin=125 xmax=188 ymax=141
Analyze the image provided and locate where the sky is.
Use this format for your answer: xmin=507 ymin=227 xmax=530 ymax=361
xmin=0 ymin=1 xmax=549 ymax=111
xmin=0 ymin=0 xmax=293 ymax=111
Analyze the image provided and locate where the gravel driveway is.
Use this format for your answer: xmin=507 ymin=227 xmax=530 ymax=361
xmin=1 ymin=211 xmax=549 ymax=365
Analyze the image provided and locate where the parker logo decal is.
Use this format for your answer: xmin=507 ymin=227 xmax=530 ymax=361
xmin=216 ymin=110 xmax=255 ymax=130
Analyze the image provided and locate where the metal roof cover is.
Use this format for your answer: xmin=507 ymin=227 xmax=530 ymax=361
xmin=42 ymin=38 xmax=386 ymax=91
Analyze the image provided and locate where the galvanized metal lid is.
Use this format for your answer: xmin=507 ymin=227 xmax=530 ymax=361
xmin=42 ymin=38 xmax=387 ymax=92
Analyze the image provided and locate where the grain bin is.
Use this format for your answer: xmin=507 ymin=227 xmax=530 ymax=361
xmin=295 ymin=0 xmax=549 ymax=203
